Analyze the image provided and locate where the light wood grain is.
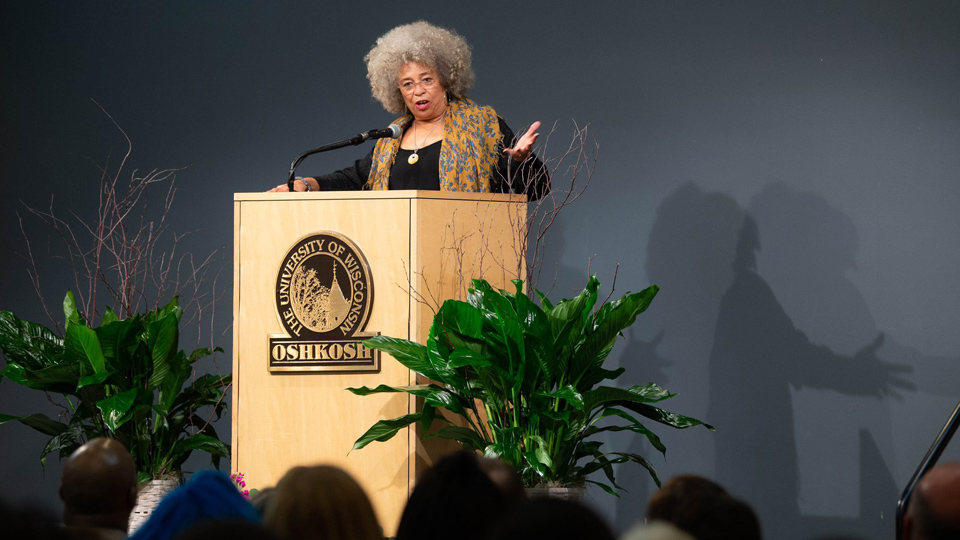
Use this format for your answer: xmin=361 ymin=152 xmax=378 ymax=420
xmin=233 ymin=191 xmax=525 ymax=533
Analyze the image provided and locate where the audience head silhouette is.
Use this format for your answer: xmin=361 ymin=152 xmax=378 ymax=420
xmin=263 ymin=465 xmax=382 ymax=540
xmin=59 ymin=437 xmax=138 ymax=537
xmin=477 ymin=457 xmax=526 ymax=505
xmin=621 ymin=521 xmax=696 ymax=540
xmin=903 ymin=462 xmax=960 ymax=540
xmin=52 ymin=446 xmax=926 ymax=540
xmin=396 ymin=451 xmax=506 ymax=540
xmin=646 ymin=474 xmax=761 ymax=540
xmin=646 ymin=474 xmax=728 ymax=525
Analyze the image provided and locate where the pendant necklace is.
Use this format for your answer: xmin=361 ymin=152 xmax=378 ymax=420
xmin=408 ymin=113 xmax=445 ymax=165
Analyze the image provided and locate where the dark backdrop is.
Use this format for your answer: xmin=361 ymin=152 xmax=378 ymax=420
xmin=3 ymin=2 xmax=959 ymax=539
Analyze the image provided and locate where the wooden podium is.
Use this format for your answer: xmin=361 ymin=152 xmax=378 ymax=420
xmin=232 ymin=190 xmax=526 ymax=533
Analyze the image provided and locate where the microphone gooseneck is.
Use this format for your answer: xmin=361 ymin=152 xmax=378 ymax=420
xmin=286 ymin=124 xmax=403 ymax=190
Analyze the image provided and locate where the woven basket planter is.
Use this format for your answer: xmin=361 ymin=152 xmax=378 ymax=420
xmin=128 ymin=474 xmax=183 ymax=534
xmin=525 ymin=485 xmax=586 ymax=501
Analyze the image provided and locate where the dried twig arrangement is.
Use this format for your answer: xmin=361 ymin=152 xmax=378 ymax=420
xmin=402 ymin=121 xmax=599 ymax=311
xmin=512 ymin=120 xmax=598 ymax=296
xmin=394 ymin=121 xmax=599 ymax=317
xmin=17 ymin=104 xmax=225 ymax=348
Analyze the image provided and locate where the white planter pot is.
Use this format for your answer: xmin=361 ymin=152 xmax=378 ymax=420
xmin=128 ymin=475 xmax=182 ymax=534
xmin=525 ymin=485 xmax=586 ymax=501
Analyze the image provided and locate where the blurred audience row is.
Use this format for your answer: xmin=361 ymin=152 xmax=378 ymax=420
xmin=3 ymin=437 xmax=959 ymax=540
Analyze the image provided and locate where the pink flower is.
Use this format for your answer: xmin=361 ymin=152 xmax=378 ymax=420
xmin=231 ymin=472 xmax=251 ymax=500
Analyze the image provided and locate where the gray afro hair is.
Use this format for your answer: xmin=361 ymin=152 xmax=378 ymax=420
xmin=365 ymin=21 xmax=475 ymax=115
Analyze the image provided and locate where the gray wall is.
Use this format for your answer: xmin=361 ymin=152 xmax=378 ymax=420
xmin=2 ymin=2 xmax=959 ymax=539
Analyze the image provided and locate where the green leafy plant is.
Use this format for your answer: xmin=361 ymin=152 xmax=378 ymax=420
xmin=348 ymin=276 xmax=713 ymax=495
xmin=0 ymin=291 xmax=230 ymax=482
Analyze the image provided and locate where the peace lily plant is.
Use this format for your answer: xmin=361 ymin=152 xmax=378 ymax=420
xmin=0 ymin=292 xmax=230 ymax=482
xmin=349 ymin=277 xmax=713 ymax=494
xmin=0 ymin=124 xmax=229 ymax=484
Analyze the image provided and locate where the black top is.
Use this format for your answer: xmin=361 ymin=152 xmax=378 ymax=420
xmin=389 ymin=140 xmax=442 ymax=191
xmin=310 ymin=117 xmax=550 ymax=200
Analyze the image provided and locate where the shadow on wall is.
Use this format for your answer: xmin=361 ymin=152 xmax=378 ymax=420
xmin=707 ymin=183 xmax=913 ymax=540
xmin=613 ymin=183 xmax=746 ymax=531
xmin=611 ymin=182 xmax=928 ymax=540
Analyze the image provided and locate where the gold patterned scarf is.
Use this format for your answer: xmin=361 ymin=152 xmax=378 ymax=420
xmin=367 ymin=98 xmax=503 ymax=192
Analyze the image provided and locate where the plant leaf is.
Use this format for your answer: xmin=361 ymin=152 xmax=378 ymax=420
xmin=171 ymin=433 xmax=230 ymax=459
xmin=147 ymin=296 xmax=183 ymax=325
xmin=97 ymin=388 xmax=139 ymax=433
xmin=17 ymin=362 xmax=80 ymax=393
xmin=95 ymin=317 xmax=141 ymax=376
xmin=352 ymin=413 xmax=422 ymax=450
xmin=170 ymin=374 xmax=230 ymax=418
xmin=40 ymin=423 xmax=83 ymax=471
xmin=569 ymin=285 xmax=658 ymax=387
xmin=64 ymin=323 xmax=107 ymax=376
xmin=433 ymin=426 xmax=487 ymax=451
xmin=547 ymin=276 xmax=598 ymax=341
xmin=362 ymin=336 xmax=446 ymax=379
xmin=158 ymin=349 xmax=191 ymax=417
xmin=148 ymin=312 xmax=180 ymax=391
xmin=447 ymin=348 xmax=493 ymax=369
xmin=622 ymin=402 xmax=715 ymax=431
xmin=579 ymin=367 xmax=626 ymax=389
xmin=0 ymin=413 xmax=69 ymax=436
xmin=102 ymin=307 xmax=119 ymax=325
xmin=0 ymin=311 xmax=64 ymax=372
xmin=436 ymin=300 xmax=484 ymax=339
xmin=585 ymin=479 xmax=620 ymax=497
xmin=167 ymin=433 xmax=230 ymax=473
xmin=431 ymin=389 xmax=475 ymax=418
xmin=535 ymin=288 xmax=554 ymax=311
xmin=608 ymin=451 xmax=662 ymax=487
xmin=420 ymin=403 xmax=436 ymax=430
xmin=582 ymin=385 xmax=676 ymax=412
xmin=545 ymin=384 xmax=585 ymax=411
xmin=187 ymin=346 xmax=221 ymax=364
xmin=63 ymin=290 xmax=83 ymax=328
xmin=588 ymin=407 xmax=667 ymax=454
xmin=78 ymin=370 xmax=115 ymax=389
xmin=347 ymin=384 xmax=438 ymax=397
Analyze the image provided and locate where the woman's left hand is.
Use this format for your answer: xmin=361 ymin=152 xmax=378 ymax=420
xmin=504 ymin=121 xmax=541 ymax=162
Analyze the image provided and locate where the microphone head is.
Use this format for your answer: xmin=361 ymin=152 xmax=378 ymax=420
xmin=388 ymin=124 xmax=402 ymax=139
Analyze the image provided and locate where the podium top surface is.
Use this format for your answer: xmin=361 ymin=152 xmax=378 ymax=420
xmin=234 ymin=190 xmax=526 ymax=203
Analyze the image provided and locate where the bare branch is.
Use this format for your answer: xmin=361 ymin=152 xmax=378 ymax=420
xmin=400 ymin=121 xmax=599 ymax=315
xmin=514 ymin=120 xmax=598 ymax=299
xmin=15 ymin=104 xmax=227 ymax=405
xmin=17 ymin=211 xmax=62 ymax=333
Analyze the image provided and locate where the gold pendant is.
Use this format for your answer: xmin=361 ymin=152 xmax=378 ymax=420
xmin=407 ymin=152 xmax=419 ymax=165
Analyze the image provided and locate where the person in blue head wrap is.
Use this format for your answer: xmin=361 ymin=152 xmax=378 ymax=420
xmin=128 ymin=470 xmax=259 ymax=540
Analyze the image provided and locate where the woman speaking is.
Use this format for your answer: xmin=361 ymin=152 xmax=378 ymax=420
xmin=269 ymin=21 xmax=549 ymax=198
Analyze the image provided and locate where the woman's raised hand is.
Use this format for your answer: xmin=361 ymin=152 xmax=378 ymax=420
xmin=504 ymin=121 xmax=541 ymax=162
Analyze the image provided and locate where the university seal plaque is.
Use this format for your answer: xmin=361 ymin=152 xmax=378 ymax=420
xmin=269 ymin=232 xmax=380 ymax=372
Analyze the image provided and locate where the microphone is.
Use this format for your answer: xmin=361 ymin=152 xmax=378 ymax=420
xmin=286 ymin=124 xmax=403 ymax=190
xmin=361 ymin=124 xmax=402 ymax=141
